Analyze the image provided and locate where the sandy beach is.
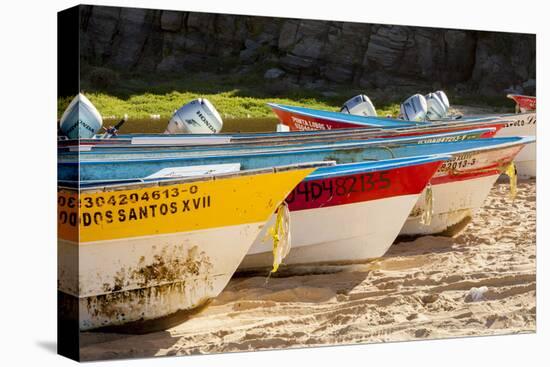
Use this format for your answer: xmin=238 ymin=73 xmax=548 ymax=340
xmin=78 ymin=178 xmax=536 ymax=361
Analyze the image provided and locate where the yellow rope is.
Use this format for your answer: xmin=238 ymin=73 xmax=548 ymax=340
xmin=420 ymin=184 xmax=434 ymax=225
xmin=268 ymin=202 xmax=291 ymax=273
xmin=502 ymin=162 xmax=517 ymax=200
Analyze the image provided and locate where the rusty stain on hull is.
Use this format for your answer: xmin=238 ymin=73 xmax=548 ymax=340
xmin=83 ymin=282 xmax=213 ymax=329
xmin=91 ymin=245 xmax=214 ymax=295
xmin=78 ymin=245 xmax=217 ymax=330
xmin=92 ymin=299 xmax=213 ymax=334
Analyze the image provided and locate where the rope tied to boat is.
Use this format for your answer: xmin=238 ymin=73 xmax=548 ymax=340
xmin=268 ymin=201 xmax=292 ymax=273
xmin=420 ymin=183 xmax=434 ymax=225
xmin=501 ymin=162 xmax=517 ymax=200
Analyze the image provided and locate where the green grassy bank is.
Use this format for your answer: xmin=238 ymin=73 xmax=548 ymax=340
xmin=59 ymin=67 xmax=513 ymax=120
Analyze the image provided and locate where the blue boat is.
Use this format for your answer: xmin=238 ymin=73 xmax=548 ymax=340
xmin=58 ymin=128 xmax=491 ymax=160
xmin=57 ymin=122 xmax=498 ymax=152
xmin=58 ymin=130 xmax=534 ymax=182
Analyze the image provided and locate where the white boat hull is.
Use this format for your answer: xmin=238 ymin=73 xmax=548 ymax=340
xmin=59 ymin=222 xmax=265 ymax=330
xmin=400 ymin=174 xmax=499 ymax=236
xmin=240 ymin=194 xmax=420 ymax=269
xmin=495 ymin=113 xmax=536 ymax=178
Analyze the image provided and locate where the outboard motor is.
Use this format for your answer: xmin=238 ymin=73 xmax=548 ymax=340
xmin=340 ymin=94 xmax=377 ymax=116
xmin=400 ymin=94 xmax=428 ymax=122
xmin=425 ymin=90 xmax=450 ymax=120
xmin=165 ymin=98 xmax=223 ymax=134
xmin=435 ymin=90 xmax=450 ymax=111
xmin=59 ymin=93 xmax=103 ymax=139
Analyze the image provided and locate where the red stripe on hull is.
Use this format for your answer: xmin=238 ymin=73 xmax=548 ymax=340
xmin=286 ymin=161 xmax=442 ymax=211
xmin=431 ymin=145 xmax=524 ymax=185
xmin=431 ymin=169 xmax=501 ymax=185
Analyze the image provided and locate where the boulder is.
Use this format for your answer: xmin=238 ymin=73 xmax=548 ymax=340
xmin=264 ymin=68 xmax=286 ymax=79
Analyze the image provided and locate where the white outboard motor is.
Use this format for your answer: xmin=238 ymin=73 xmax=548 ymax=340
xmin=400 ymin=94 xmax=428 ymax=122
xmin=165 ymin=98 xmax=223 ymax=134
xmin=435 ymin=90 xmax=450 ymax=111
xmin=59 ymin=93 xmax=103 ymax=139
xmin=425 ymin=90 xmax=450 ymax=120
xmin=340 ymin=94 xmax=377 ymax=116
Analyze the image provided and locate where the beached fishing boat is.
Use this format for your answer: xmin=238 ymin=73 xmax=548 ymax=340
xmin=57 ymin=128 xmax=492 ymax=182
xmin=58 ymin=163 xmax=326 ymax=331
xmin=400 ymin=139 xmax=528 ymax=236
xmin=493 ymin=113 xmax=536 ymax=178
xmin=492 ymin=95 xmax=536 ymax=177
xmin=59 ymin=133 xmax=534 ymax=238
xmin=507 ymin=94 xmax=536 ymax=113
xmin=240 ymin=156 xmax=448 ymax=270
xmin=417 ymin=92 xmax=536 ymax=178
xmin=268 ymin=103 xmax=511 ymax=132
xmin=269 ymin=103 xmax=536 ymax=178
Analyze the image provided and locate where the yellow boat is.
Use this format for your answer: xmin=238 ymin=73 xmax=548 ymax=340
xmin=58 ymin=163 xmax=323 ymax=331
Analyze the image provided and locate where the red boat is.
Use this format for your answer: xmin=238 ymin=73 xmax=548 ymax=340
xmin=507 ymin=94 xmax=536 ymax=113
xmin=268 ymin=103 xmax=507 ymax=137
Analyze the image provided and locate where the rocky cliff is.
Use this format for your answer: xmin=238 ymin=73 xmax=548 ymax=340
xmin=79 ymin=5 xmax=536 ymax=96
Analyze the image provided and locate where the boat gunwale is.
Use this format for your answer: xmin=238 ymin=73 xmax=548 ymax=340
xmin=57 ymin=125 xmax=498 ymax=152
xmin=61 ymin=135 xmax=534 ymax=166
xmin=58 ymin=161 xmax=335 ymax=193
xmin=58 ymin=128 xmax=496 ymax=160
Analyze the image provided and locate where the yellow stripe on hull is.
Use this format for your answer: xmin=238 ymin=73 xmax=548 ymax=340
xmin=58 ymin=168 xmax=315 ymax=243
xmin=57 ymin=166 xmax=318 ymax=330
